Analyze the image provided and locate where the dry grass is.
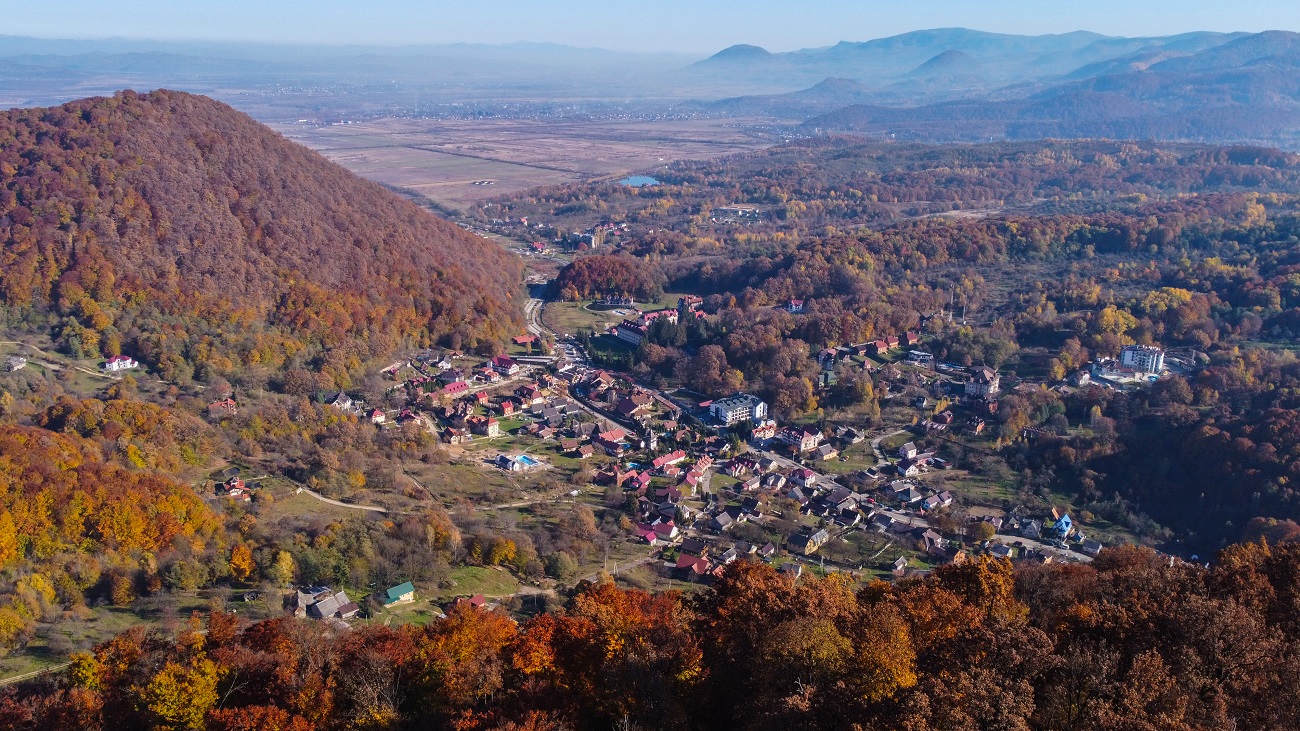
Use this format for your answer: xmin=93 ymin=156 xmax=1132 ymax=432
xmin=274 ymin=117 xmax=773 ymax=210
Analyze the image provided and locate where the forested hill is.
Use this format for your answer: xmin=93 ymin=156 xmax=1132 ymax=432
xmin=0 ymin=90 xmax=523 ymax=384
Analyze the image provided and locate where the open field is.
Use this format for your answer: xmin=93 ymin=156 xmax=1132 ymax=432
xmin=272 ymin=117 xmax=775 ymax=210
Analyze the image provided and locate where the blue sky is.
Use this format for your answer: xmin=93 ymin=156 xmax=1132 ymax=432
xmin=2 ymin=0 xmax=1298 ymax=54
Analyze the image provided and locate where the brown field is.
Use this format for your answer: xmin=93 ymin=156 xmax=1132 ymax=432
xmin=272 ymin=117 xmax=776 ymax=210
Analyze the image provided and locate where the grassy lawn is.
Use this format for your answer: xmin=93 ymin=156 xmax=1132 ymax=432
xmin=881 ymin=432 xmax=915 ymax=453
xmin=429 ymin=566 xmax=521 ymax=601
xmin=542 ymin=300 xmax=622 ymax=337
xmin=0 ymin=592 xmax=233 ymax=682
xmin=260 ymin=486 xmax=369 ymax=520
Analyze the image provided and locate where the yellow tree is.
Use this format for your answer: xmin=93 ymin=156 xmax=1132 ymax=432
xmin=229 ymin=544 xmax=255 ymax=582
xmin=143 ymin=656 xmax=219 ymax=730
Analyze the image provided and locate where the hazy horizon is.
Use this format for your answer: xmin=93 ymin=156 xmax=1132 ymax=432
xmin=3 ymin=0 xmax=1299 ymax=54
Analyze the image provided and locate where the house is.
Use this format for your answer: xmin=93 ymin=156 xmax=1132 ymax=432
xmin=651 ymin=450 xmax=688 ymax=471
xmin=815 ymin=443 xmax=840 ymax=461
xmin=897 ymin=460 xmax=922 ymax=478
xmin=513 ymin=334 xmax=538 ymax=347
xmin=442 ymin=428 xmax=470 ymax=445
xmin=893 ymin=485 xmax=923 ymax=504
xmin=305 ymin=589 xmax=359 ymax=620
xmin=652 ymin=520 xmax=680 ymax=540
xmin=675 ymin=553 xmax=711 ymax=580
xmin=498 ymin=400 xmax=517 ymax=417
xmin=712 ymin=511 xmax=736 ymax=532
xmin=779 ymin=563 xmax=802 ymax=579
xmin=758 ymin=543 xmax=777 ymax=560
xmin=778 ymin=427 xmax=823 ymax=453
xmin=381 ymin=581 xmax=416 ymax=607
xmin=835 ymin=426 xmax=864 ymax=445
xmin=788 ymin=528 xmax=831 ymax=556
xmin=790 ymin=468 xmax=818 ymax=489
xmin=491 ymin=355 xmax=521 ymax=376
xmin=617 ymin=391 xmax=655 ymax=419
xmin=494 ymin=454 xmax=523 ymax=471
xmin=989 ymin=544 xmax=1014 ymax=559
xmin=680 ymin=537 xmax=710 ymax=557
xmin=578 ymin=444 xmax=595 ymax=459
xmin=4 ymin=355 xmax=26 ymax=372
xmin=966 ymin=367 xmax=1001 ymax=398
xmin=1080 ymin=539 xmax=1104 ymax=557
xmin=208 ymin=398 xmax=238 ymax=418
xmin=898 ymin=442 xmax=919 ymax=460
xmin=439 ymin=380 xmax=471 ymax=399
xmin=453 ymin=594 xmax=488 ymax=610
xmin=787 ymin=486 xmax=810 ymax=506
xmin=709 ymin=393 xmax=769 ymax=425
xmin=369 ymin=408 xmax=386 ymax=425
xmin=906 ymin=350 xmax=935 ymax=367
xmin=787 ymin=299 xmax=805 ymax=313
xmin=722 ymin=459 xmax=751 ymax=478
xmin=467 ymin=416 xmax=501 ymax=438
xmin=103 ymin=355 xmax=139 ymax=372
xmin=751 ymin=420 xmax=778 ymax=440
xmin=902 ymin=331 xmax=921 ymax=347
xmin=870 ymin=339 xmax=891 ymax=355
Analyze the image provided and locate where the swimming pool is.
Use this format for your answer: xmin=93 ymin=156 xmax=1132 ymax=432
xmin=516 ymin=455 xmax=540 ymax=467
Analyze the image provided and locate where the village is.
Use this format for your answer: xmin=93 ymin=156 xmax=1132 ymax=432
xmin=208 ymin=283 xmax=1185 ymax=620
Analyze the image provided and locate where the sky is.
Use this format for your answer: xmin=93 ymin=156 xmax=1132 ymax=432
xmin=2 ymin=0 xmax=1298 ymax=54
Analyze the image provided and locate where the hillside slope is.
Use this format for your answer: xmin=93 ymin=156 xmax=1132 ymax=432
xmin=0 ymin=90 xmax=523 ymax=383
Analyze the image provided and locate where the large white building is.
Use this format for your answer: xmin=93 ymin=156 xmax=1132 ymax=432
xmin=964 ymin=367 xmax=1001 ymax=399
xmin=1120 ymin=345 xmax=1165 ymax=374
xmin=710 ymin=393 xmax=768 ymax=425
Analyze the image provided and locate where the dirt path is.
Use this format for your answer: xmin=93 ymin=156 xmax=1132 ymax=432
xmin=0 ymin=341 xmax=121 ymax=381
xmin=0 ymin=662 xmax=71 ymax=687
xmin=296 ymin=486 xmax=388 ymax=514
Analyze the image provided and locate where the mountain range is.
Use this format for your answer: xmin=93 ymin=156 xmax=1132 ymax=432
xmin=5 ymin=29 xmax=1300 ymax=146
xmin=699 ymin=29 xmax=1300 ymax=147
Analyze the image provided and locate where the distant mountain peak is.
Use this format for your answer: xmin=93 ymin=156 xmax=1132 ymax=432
xmin=699 ymin=44 xmax=773 ymax=64
xmin=909 ymin=49 xmax=980 ymax=76
xmin=807 ymin=77 xmax=870 ymax=93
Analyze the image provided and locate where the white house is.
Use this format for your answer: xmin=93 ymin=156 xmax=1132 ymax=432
xmin=965 ymin=367 xmax=1001 ymax=398
xmin=709 ymin=393 xmax=769 ymax=425
xmin=103 ymin=355 xmax=139 ymax=372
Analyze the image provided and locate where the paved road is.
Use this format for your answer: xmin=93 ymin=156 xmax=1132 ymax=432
xmin=870 ymin=428 xmax=910 ymax=462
